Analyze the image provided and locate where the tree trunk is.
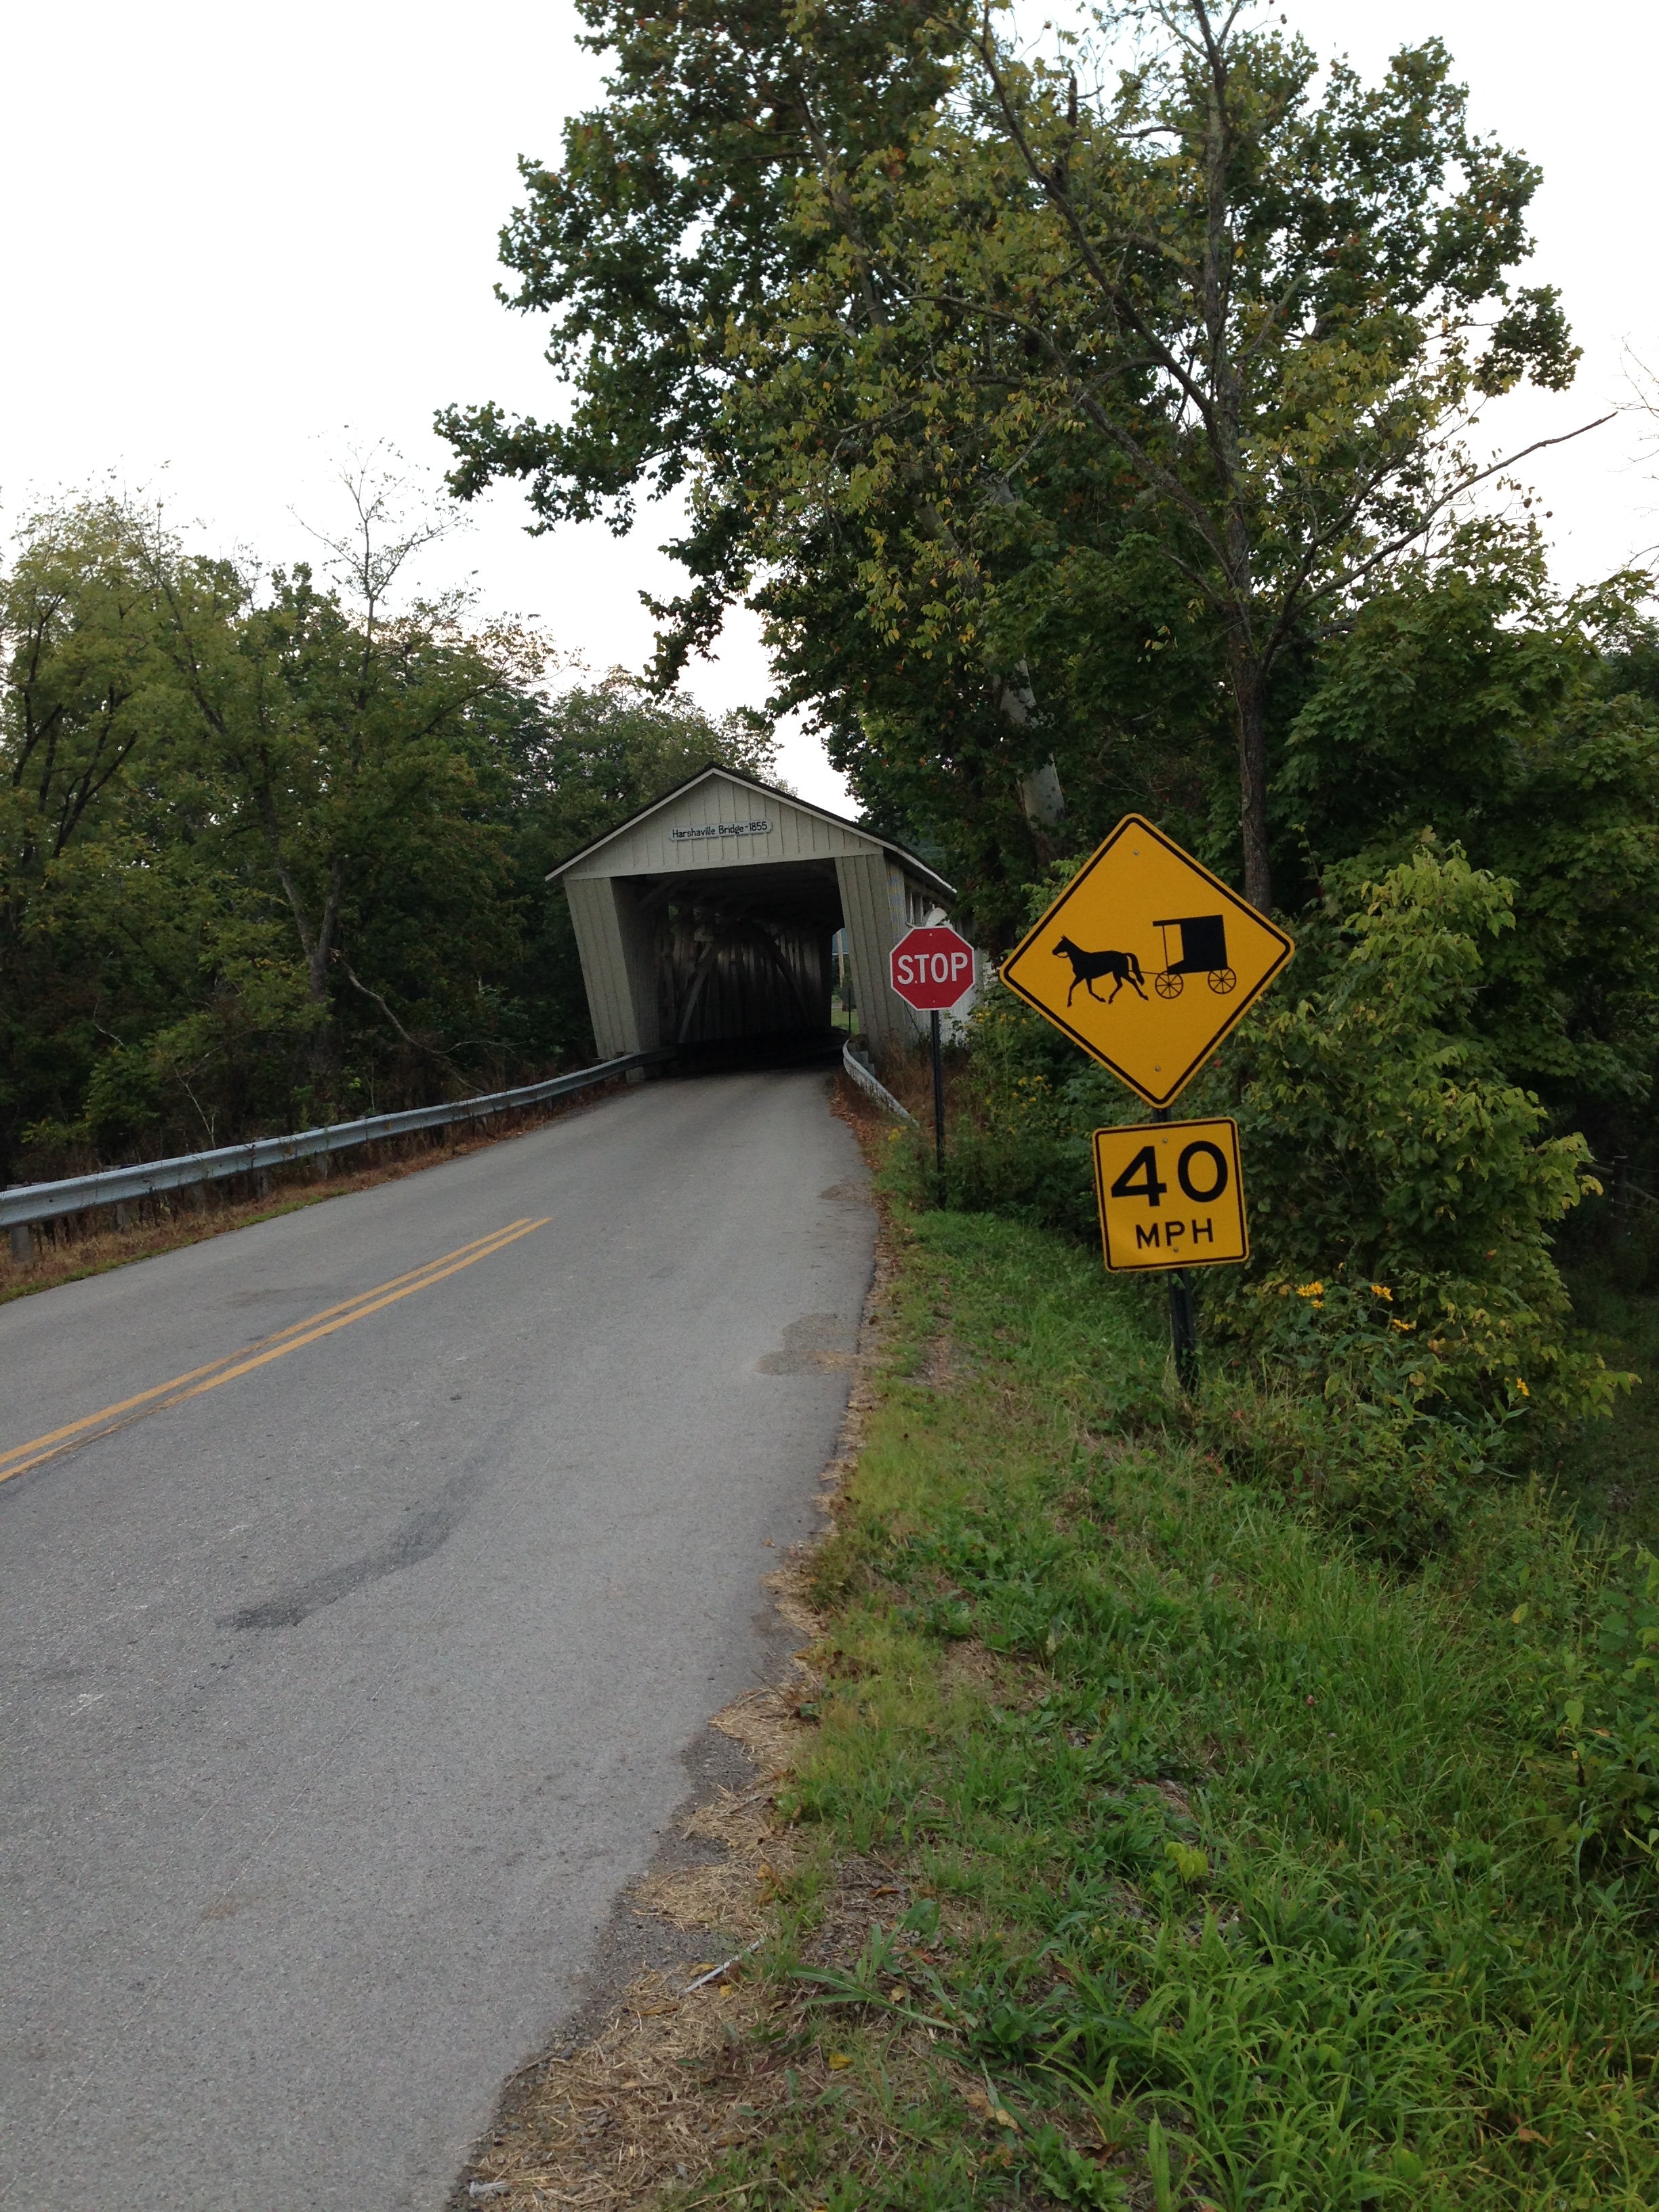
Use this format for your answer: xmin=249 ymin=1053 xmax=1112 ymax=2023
xmin=1227 ymin=637 xmax=1273 ymax=914
xmin=263 ymin=831 xmax=344 ymax=1076
xmin=994 ymin=663 xmax=1066 ymax=862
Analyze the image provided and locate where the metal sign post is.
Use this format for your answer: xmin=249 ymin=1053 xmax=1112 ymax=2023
xmin=1169 ymin=1268 xmax=1200 ymax=1390
xmin=1149 ymin=1109 xmax=1201 ymax=1389
xmin=890 ymin=923 xmax=977 ymax=1206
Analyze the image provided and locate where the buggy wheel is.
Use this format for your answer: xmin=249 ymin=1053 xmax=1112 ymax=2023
xmin=1208 ymin=966 xmax=1237 ymax=995
xmin=1155 ymin=970 xmax=1183 ymax=1000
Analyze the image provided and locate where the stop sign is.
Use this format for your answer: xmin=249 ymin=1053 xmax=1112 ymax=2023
xmin=890 ymin=924 xmax=977 ymax=1011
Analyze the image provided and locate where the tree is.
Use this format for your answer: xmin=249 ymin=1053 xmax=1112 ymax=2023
xmin=2 ymin=484 xmax=558 ymax=1172
xmin=1277 ymin=531 xmax=1659 ymax=1139
xmin=0 ymin=497 xmax=181 ymax=1173
xmin=437 ymin=0 xmax=1091 ymax=911
xmin=0 ymin=497 xmax=163 ymax=888
xmin=943 ymin=0 xmax=1593 ymax=907
xmin=441 ymin=0 xmax=1595 ymax=913
xmin=140 ymin=468 xmax=525 ymax=1080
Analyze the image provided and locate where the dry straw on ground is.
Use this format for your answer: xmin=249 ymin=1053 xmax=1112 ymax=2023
xmin=459 ymin=1677 xmax=811 ymax=2211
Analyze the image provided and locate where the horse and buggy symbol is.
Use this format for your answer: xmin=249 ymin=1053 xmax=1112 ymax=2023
xmin=1052 ymin=913 xmax=1236 ymax=1007
xmin=1150 ymin=914 xmax=1236 ymax=999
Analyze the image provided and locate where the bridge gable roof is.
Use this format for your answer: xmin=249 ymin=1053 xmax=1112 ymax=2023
xmin=546 ymin=764 xmax=954 ymax=901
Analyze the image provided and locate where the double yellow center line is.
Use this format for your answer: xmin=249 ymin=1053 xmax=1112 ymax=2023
xmin=0 ymin=1216 xmax=550 ymax=1486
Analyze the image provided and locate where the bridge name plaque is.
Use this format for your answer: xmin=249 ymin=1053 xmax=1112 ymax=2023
xmin=670 ymin=819 xmax=772 ymax=842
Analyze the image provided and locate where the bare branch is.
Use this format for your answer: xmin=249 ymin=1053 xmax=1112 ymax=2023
xmin=970 ymin=7 xmax=1221 ymax=436
xmin=338 ymin=960 xmax=485 ymax=1095
xmin=1304 ymin=412 xmax=1618 ymax=613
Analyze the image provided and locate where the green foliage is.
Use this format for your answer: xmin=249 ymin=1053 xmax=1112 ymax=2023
xmin=444 ymin=0 xmax=1577 ymax=916
xmin=751 ymin=1206 xmax=1659 ymax=2207
xmin=1 ymin=491 xmax=768 ymax=1176
xmin=82 ymin=1046 xmax=162 ymax=1153
xmin=1025 ymin=2125 xmax=1129 ymax=2208
xmin=1218 ymin=846 xmax=1614 ymax=1424
xmin=1519 ymin=1547 xmax=1659 ymax=1875
xmin=1193 ymin=1346 xmax=1517 ymax=1563
xmin=1277 ymin=544 xmax=1659 ymax=1128
xmin=937 ymin=846 xmax=1627 ymax=1547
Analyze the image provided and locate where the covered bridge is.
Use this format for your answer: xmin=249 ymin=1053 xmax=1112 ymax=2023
xmin=548 ymin=765 xmax=958 ymax=1063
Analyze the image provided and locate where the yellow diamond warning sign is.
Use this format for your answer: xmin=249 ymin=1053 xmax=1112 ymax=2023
xmin=999 ymin=815 xmax=1293 ymax=1107
xmin=1092 ymin=1118 xmax=1248 ymax=1273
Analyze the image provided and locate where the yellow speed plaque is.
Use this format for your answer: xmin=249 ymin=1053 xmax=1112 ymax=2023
xmin=1092 ymin=1118 xmax=1248 ymax=1273
xmin=1000 ymin=815 xmax=1292 ymax=1108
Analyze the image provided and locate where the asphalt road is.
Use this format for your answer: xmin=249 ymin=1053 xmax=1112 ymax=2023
xmin=0 ymin=1069 xmax=874 ymax=2211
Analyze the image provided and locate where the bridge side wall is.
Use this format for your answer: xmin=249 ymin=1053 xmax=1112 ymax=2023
xmin=563 ymin=877 xmax=662 ymax=1060
xmin=834 ymin=853 xmax=927 ymax=1052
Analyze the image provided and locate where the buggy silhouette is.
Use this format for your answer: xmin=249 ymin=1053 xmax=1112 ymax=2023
xmin=1152 ymin=914 xmax=1236 ymax=1000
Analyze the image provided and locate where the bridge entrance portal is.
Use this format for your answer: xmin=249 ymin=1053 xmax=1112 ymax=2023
xmin=547 ymin=766 xmax=962 ymax=1065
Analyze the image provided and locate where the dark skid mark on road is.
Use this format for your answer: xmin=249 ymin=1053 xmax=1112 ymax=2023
xmin=225 ymin=1467 xmax=489 ymax=1631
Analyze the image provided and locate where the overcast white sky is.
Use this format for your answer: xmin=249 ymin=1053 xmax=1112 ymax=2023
xmin=4 ymin=1 xmax=1654 ymax=811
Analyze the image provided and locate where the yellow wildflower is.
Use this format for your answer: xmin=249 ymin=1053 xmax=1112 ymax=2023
xmin=1514 ymin=1378 xmax=1530 ymax=1398
xmin=1371 ymin=1282 xmax=1393 ymax=1301
xmin=1296 ymin=1281 xmax=1325 ymax=1299
xmin=1389 ymin=1317 xmax=1416 ymax=1333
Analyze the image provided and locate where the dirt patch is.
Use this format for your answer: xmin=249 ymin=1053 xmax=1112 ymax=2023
xmin=918 ymin=1328 xmax=958 ymax=1391
xmin=756 ymin=1313 xmax=857 ymax=1375
xmin=940 ymin=1638 xmax=1015 ymax=1702
xmin=938 ymin=1638 xmax=1050 ymax=1719
xmin=457 ymin=1967 xmax=779 ymax=2209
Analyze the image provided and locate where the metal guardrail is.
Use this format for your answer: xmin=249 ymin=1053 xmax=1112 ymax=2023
xmin=1 ymin=1050 xmax=671 ymax=1242
xmin=842 ymin=1041 xmax=918 ymax=1127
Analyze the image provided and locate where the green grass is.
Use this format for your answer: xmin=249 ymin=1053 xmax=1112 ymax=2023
xmin=695 ymin=1206 xmax=1659 ymax=2211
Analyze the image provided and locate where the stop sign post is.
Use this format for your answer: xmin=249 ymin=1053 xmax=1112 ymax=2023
xmin=890 ymin=924 xmax=976 ymax=1193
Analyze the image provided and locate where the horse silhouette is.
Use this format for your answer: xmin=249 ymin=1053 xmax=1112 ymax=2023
xmin=1054 ymin=936 xmax=1147 ymax=1006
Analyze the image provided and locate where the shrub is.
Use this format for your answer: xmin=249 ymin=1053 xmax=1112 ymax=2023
xmin=941 ymin=845 xmax=1629 ymax=1543
xmin=1215 ymin=844 xmax=1622 ymax=1428
xmin=1523 ymin=1545 xmax=1659 ymax=1876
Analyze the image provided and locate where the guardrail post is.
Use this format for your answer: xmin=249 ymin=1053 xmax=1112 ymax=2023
xmin=10 ymin=1223 xmax=35 ymax=1265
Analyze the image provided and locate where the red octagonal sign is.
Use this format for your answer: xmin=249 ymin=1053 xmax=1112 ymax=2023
xmin=890 ymin=924 xmax=977 ymax=1012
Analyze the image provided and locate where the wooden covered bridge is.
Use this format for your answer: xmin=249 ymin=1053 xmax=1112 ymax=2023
xmin=548 ymin=766 xmax=964 ymax=1063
